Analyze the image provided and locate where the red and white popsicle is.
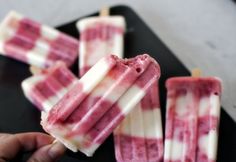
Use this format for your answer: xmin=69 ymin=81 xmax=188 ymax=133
xmin=21 ymin=62 xmax=78 ymax=112
xmin=164 ymin=71 xmax=222 ymax=162
xmin=114 ymin=80 xmax=163 ymax=162
xmin=41 ymin=54 xmax=161 ymax=156
xmin=0 ymin=11 xmax=79 ymax=68
xmin=76 ymin=7 xmax=125 ymax=76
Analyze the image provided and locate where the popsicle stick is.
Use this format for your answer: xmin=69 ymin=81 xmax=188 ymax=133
xmin=30 ymin=66 xmax=42 ymax=75
xmin=99 ymin=6 xmax=110 ymax=16
xmin=191 ymin=68 xmax=202 ymax=77
xmin=52 ymin=140 xmax=67 ymax=151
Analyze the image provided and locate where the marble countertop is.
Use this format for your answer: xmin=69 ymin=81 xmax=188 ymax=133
xmin=0 ymin=0 xmax=235 ymax=121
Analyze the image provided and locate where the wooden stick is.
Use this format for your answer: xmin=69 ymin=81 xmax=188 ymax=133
xmin=99 ymin=6 xmax=110 ymax=16
xmin=29 ymin=66 xmax=42 ymax=75
xmin=191 ymin=68 xmax=202 ymax=77
xmin=51 ymin=140 xmax=67 ymax=151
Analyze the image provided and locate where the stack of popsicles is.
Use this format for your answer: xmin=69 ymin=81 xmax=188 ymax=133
xmin=0 ymin=7 xmax=222 ymax=162
xmin=41 ymin=54 xmax=161 ymax=156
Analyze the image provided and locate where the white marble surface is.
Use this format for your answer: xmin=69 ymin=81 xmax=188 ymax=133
xmin=0 ymin=0 xmax=235 ymax=121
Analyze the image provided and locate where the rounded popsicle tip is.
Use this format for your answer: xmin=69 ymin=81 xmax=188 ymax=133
xmin=0 ymin=10 xmax=23 ymax=28
xmin=166 ymin=77 xmax=222 ymax=97
xmin=108 ymin=54 xmax=161 ymax=77
xmin=6 ymin=10 xmax=23 ymax=19
xmin=135 ymin=54 xmax=160 ymax=76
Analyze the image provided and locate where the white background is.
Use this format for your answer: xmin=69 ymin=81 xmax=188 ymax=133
xmin=0 ymin=0 xmax=235 ymax=121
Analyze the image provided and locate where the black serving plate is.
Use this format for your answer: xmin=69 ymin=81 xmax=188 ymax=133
xmin=0 ymin=5 xmax=235 ymax=162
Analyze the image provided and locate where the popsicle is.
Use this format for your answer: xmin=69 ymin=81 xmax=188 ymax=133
xmin=164 ymin=74 xmax=222 ymax=162
xmin=114 ymin=80 xmax=163 ymax=162
xmin=41 ymin=54 xmax=161 ymax=156
xmin=76 ymin=7 xmax=125 ymax=76
xmin=0 ymin=11 xmax=79 ymax=68
xmin=22 ymin=62 xmax=78 ymax=112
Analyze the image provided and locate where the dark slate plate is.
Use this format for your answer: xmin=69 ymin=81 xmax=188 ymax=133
xmin=0 ymin=5 xmax=235 ymax=162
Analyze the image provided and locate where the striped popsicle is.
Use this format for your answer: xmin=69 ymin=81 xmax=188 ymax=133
xmin=0 ymin=11 xmax=79 ymax=68
xmin=114 ymin=80 xmax=163 ymax=162
xmin=76 ymin=13 xmax=125 ymax=76
xmin=22 ymin=62 xmax=78 ymax=112
xmin=164 ymin=77 xmax=222 ymax=162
